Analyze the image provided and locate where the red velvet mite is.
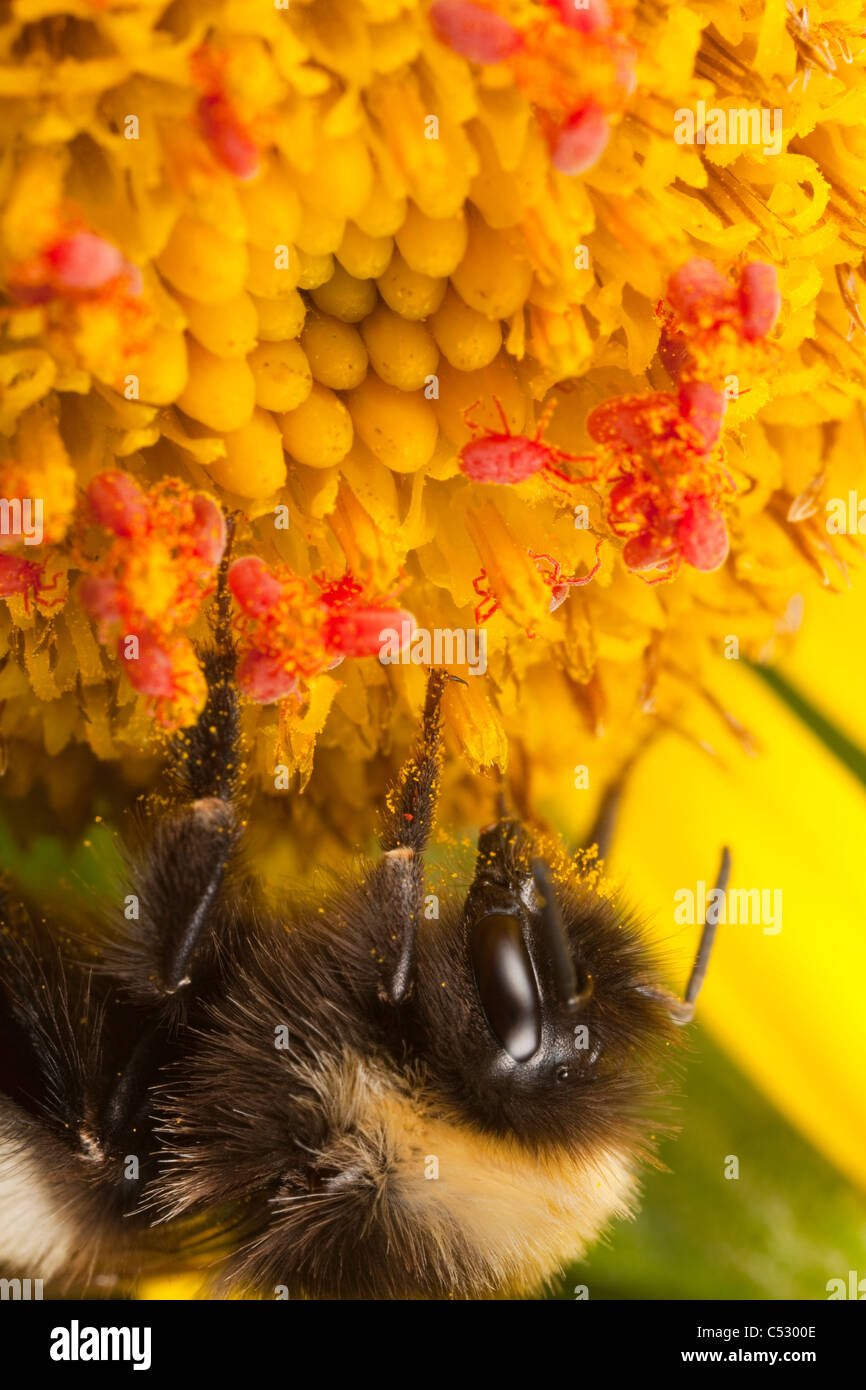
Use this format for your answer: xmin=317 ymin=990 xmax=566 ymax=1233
xmin=459 ymin=399 xmax=596 ymax=491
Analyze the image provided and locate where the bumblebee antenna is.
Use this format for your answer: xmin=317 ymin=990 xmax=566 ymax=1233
xmin=584 ymin=741 xmax=659 ymax=862
xmin=641 ymin=845 xmax=731 ymax=1025
xmin=584 ymin=777 xmax=623 ymax=863
xmin=531 ymin=859 xmax=592 ymax=1012
xmin=681 ymin=844 xmax=731 ymax=1017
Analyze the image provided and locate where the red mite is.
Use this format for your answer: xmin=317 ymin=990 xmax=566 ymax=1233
xmin=86 ymin=472 xmax=225 ymax=561
xmin=87 ymin=471 xmax=150 ymax=538
xmin=472 ymin=541 xmax=602 ymax=626
xmin=235 ymin=650 xmax=298 ymax=704
xmin=529 ymin=544 xmax=603 ymax=610
xmin=665 ymin=258 xmax=732 ymax=325
xmin=675 ymin=380 xmax=727 ymax=451
xmin=472 ymin=569 xmax=500 ymax=626
xmin=429 ymin=0 xmax=524 ymax=64
xmin=550 ymin=103 xmax=610 ymax=176
xmin=737 ymin=262 xmax=782 ymax=341
xmin=587 ymin=393 xmax=732 ymax=579
xmin=459 ymin=399 xmax=595 ymax=491
xmin=316 ymin=572 xmax=419 ymax=664
xmin=118 ymin=631 xmax=177 ymax=701
xmin=675 ymin=497 xmax=729 ymax=572
xmin=547 ymin=0 xmax=611 ymax=33
xmin=0 ymin=555 xmax=61 ymax=613
xmin=189 ymin=494 xmax=227 ymax=567
xmin=79 ymin=473 xmax=226 ymax=711
xmin=227 ymin=559 xmax=416 ymax=703
xmin=610 ymin=483 xmax=729 ymax=579
xmin=586 ymin=387 xmax=727 ymax=458
xmin=197 ymin=91 xmax=260 ymax=181
xmin=665 ymin=257 xmax=782 ymax=342
xmin=620 ymin=527 xmax=675 ymax=575
xmin=321 ymin=607 xmax=416 ymax=659
xmin=315 ymin=572 xmax=416 ymax=659
xmin=7 ymin=231 xmax=141 ymax=304
xmin=77 ymin=576 xmax=124 ymax=632
xmin=586 ymin=394 xmax=676 ymax=455
xmin=227 ymin=555 xmax=284 ymax=622
xmin=44 ymin=233 xmax=126 ymax=291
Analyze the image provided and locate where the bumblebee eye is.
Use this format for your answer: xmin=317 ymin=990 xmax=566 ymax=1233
xmin=470 ymin=913 xmax=541 ymax=1062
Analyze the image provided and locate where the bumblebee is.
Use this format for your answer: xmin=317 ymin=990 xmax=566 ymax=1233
xmin=0 ymin=566 xmax=727 ymax=1300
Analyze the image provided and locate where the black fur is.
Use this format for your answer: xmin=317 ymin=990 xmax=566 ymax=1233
xmin=0 ymin=648 xmax=682 ymax=1299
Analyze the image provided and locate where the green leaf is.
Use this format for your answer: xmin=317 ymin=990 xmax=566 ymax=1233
xmin=549 ymin=1029 xmax=866 ymax=1300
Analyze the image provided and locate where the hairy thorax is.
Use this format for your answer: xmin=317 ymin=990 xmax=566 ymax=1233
xmin=261 ymin=1051 xmax=639 ymax=1300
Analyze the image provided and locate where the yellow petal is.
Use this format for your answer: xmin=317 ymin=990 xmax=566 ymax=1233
xmin=561 ymin=656 xmax=866 ymax=1192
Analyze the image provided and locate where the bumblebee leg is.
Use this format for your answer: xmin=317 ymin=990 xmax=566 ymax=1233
xmin=165 ymin=516 xmax=240 ymax=807
xmin=380 ymin=668 xmax=449 ymax=854
xmin=0 ymin=891 xmax=54 ymax=1114
xmin=94 ymin=538 xmax=244 ymax=1156
xmin=108 ymin=529 xmax=243 ymax=999
xmin=374 ymin=669 xmax=450 ymax=1004
xmin=130 ymin=790 xmax=240 ymax=996
xmin=0 ymin=897 xmax=112 ymax=1167
xmin=99 ymin=1019 xmax=169 ymax=1151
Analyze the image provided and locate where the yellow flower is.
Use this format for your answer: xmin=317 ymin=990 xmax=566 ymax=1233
xmin=588 ymin=627 xmax=866 ymax=1193
xmin=0 ymin=0 xmax=862 ymax=864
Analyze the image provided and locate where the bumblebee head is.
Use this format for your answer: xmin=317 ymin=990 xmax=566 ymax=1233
xmin=411 ymin=819 xmax=679 ymax=1155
